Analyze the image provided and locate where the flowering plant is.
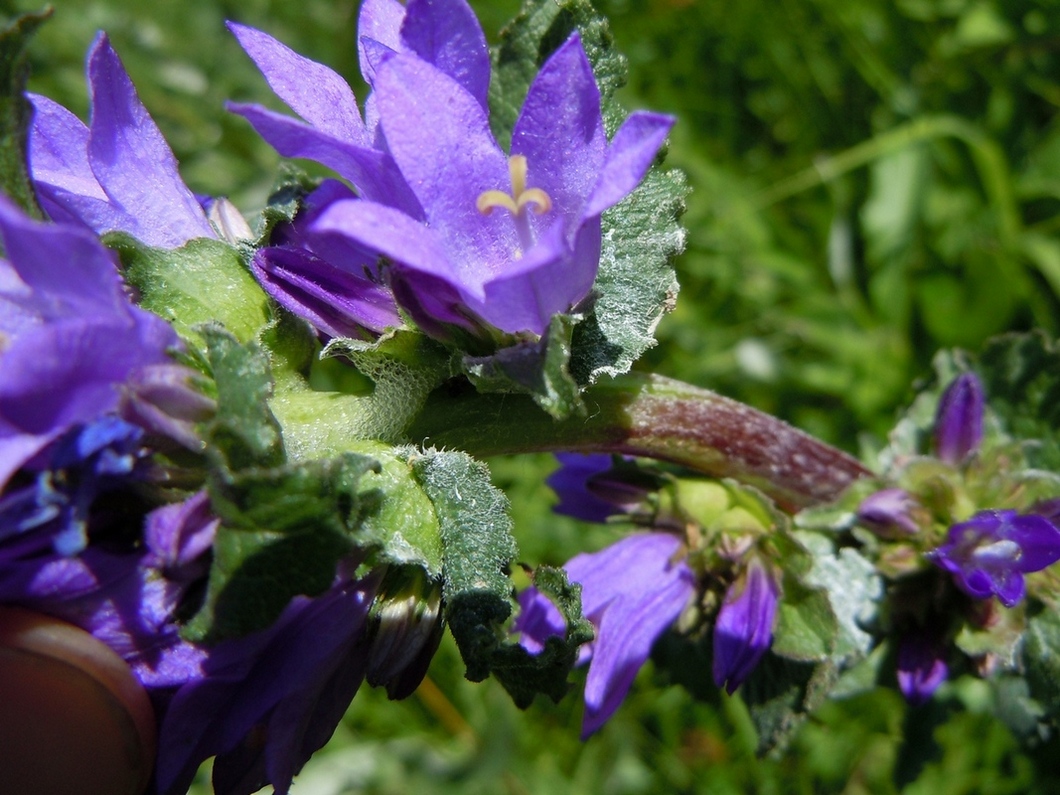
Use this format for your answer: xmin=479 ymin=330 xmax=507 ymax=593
xmin=1 ymin=0 xmax=1059 ymax=792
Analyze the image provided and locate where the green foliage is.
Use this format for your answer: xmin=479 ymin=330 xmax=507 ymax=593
xmin=0 ymin=10 xmax=46 ymax=218
xmin=111 ymin=234 xmax=272 ymax=349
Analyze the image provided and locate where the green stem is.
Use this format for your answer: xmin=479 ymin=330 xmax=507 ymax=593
xmin=407 ymin=373 xmax=872 ymax=511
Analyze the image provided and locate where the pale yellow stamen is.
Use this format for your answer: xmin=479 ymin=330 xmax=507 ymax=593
xmin=476 ymin=155 xmax=553 ymax=216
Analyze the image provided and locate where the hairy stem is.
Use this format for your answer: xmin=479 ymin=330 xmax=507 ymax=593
xmin=407 ymin=373 xmax=872 ymax=511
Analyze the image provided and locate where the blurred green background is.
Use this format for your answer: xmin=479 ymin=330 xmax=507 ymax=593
xmin=6 ymin=0 xmax=1060 ymax=791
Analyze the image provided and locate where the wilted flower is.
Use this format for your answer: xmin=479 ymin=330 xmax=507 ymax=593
xmin=27 ymin=33 xmax=217 ymax=247
xmin=712 ymin=556 xmax=779 ymax=694
xmin=928 ymin=509 xmax=1060 ymax=608
xmin=933 ymin=372 xmax=984 ymax=465
xmin=516 ymin=533 xmax=695 ymax=737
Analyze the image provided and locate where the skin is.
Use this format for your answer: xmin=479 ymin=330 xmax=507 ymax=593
xmin=0 ymin=606 xmax=156 ymax=795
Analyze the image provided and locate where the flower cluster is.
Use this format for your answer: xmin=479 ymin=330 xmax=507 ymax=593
xmin=517 ymin=454 xmax=781 ymax=734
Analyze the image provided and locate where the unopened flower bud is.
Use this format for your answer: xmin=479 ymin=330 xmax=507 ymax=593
xmin=365 ymin=567 xmax=444 ymax=699
xmin=933 ymin=372 xmax=984 ymax=465
xmin=712 ymin=557 xmax=779 ymax=694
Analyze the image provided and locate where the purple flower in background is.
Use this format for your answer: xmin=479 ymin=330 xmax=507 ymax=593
xmin=516 ymin=533 xmax=695 ymax=737
xmin=27 ymin=33 xmax=217 ymax=247
xmin=0 ymin=199 xmax=178 ymax=488
xmin=928 ymin=509 xmax=1060 ymax=607
xmin=933 ymin=372 xmax=984 ymax=465
xmin=547 ymin=453 xmax=650 ymax=524
xmin=712 ymin=557 xmax=779 ymax=694
xmin=230 ymin=1 xmax=674 ymax=338
xmin=155 ymin=573 xmax=380 ymax=795
xmin=896 ymin=627 xmax=949 ymax=706
xmin=857 ymin=488 xmax=921 ymax=536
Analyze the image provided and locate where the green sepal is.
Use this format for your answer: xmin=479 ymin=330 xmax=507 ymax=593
xmin=408 ymin=449 xmax=517 ymax=682
xmin=250 ymin=163 xmax=323 ymax=246
xmin=108 ymin=233 xmax=272 ymax=350
xmin=0 ymin=9 xmax=48 ymax=219
xmin=463 ymin=314 xmax=584 ymax=420
xmin=740 ymin=654 xmax=838 ymax=756
xmin=356 ymin=447 xmax=444 ymax=578
xmin=183 ymin=451 xmax=380 ymax=643
xmin=1023 ymin=605 xmax=1060 ymax=725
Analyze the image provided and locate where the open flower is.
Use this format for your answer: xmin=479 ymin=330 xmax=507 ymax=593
xmin=27 ymin=33 xmax=216 ymax=247
xmin=516 ymin=533 xmax=696 ymax=737
xmin=311 ymin=33 xmax=673 ymax=336
xmin=230 ymin=1 xmax=673 ymax=338
xmin=0 ymin=199 xmax=178 ymax=488
xmin=928 ymin=509 xmax=1060 ymax=607
xmin=712 ymin=556 xmax=779 ymax=694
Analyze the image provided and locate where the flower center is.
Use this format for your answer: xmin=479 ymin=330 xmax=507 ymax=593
xmin=476 ymin=155 xmax=552 ymax=217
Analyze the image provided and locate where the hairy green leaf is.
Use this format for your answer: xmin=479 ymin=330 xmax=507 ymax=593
xmin=0 ymin=10 xmax=47 ymax=219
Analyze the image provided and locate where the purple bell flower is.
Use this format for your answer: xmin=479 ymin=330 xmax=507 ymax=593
xmin=0 ymin=199 xmax=178 ymax=488
xmin=155 ymin=572 xmax=381 ymax=795
xmin=933 ymin=372 xmax=985 ymax=465
xmin=712 ymin=557 xmax=779 ymax=694
xmin=928 ymin=509 xmax=1060 ymax=608
xmin=896 ymin=626 xmax=949 ymax=706
xmin=516 ymin=532 xmax=696 ymax=737
xmin=27 ymin=33 xmax=217 ymax=247
xmin=857 ymin=488 xmax=921 ymax=536
xmin=546 ymin=453 xmax=649 ymax=524
xmin=229 ymin=1 xmax=674 ymax=338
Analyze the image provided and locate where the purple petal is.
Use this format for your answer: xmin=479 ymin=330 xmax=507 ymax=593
xmin=514 ymin=585 xmax=567 ymax=654
xmin=311 ymin=198 xmax=465 ymax=291
xmin=373 ymin=52 xmax=514 ymax=275
xmin=251 ymin=245 xmax=401 ymax=337
xmin=583 ymin=110 xmax=675 ymax=219
xmin=228 ymin=23 xmax=367 ymax=146
xmin=400 ymin=0 xmax=490 ymax=110
xmin=511 ymin=33 xmax=606 ymax=225
xmin=479 ymin=217 xmax=600 ymax=334
xmin=857 ymin=488 xmax=920 ymax=535
xmin=1006 ymin=514 xmax=1060 ymax=572
xmin=143 ymin=491 xmax=218 ymax=576
xmin=85 ymin=34 xmax=216 ymax=246
xmin=933 ymin=372 xmax=985 ymax=464
xmin=712 ymin=558 xmax=779 ymax=694
xmin=357 ymin=0 xmax=406 ymax=85
xmin=897 ymin=628 xmax=948 ymax=706
xmin=227 ymin=102 xmax=422 ymax=218
xmin=156 ymin=579 xmax=377 ymax=795
xmin=547 ymin=453 xmax=621 ymax=523
xmin=572 ymin=533 xmax=695 ymax=736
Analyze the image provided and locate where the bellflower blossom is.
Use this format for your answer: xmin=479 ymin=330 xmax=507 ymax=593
xmin=0 ymin=198 xmax=178 ymax=487
xmin=928 ymin=509 xmax=1060 ymax=608
xmin=27 ymin=32 xmax=217 ymax=247
xmin=230 ymin=0 xmax=674 ymax=337
xmin=712 ymin=557 xmax=780 ymax=695
xmin=516 ymin=533 xmax=696 ymax=737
